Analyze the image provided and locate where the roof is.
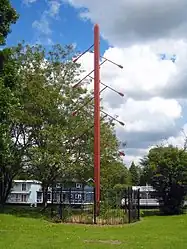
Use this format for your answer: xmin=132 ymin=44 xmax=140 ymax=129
xmin=132 ymin=185 xmax=155 ymax=192
xmin=13 ymin=180 xmax=42 ymax=184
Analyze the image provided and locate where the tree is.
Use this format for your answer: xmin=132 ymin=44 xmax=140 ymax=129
xmin=101 ymin=158 xmax=130 ymax=191
xmin=0 ymin=41 xmax=125 ymax=207
xmin=129 ymin=161 xmax=140 ymax=186
xmin=10 ymin=43 xmax=123 ymax=206
xmin=0 ymin=47 xmax=28 ymax=206
xmin=140 ymin=145 xmax=187 ymax=215
xmin=0 ymin=0 xmax=19 ymax=45
xmin=0 ymin=1 xmax=19 ymax=206
xmin=14 ymin=43 xmax=88 ymax=206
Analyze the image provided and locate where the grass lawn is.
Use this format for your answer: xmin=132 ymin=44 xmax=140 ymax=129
xmin=0 ymin=211 xmax=187 ymax=249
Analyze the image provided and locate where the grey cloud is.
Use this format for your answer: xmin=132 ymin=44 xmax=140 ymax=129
xmin=67 ymin=0 xmax=187 ymax=45
xmin=116 ymin=125 xmax=179 ymax=150
xmin=102 ymin=90 xmax=126 ymax=109
xmin=161 ymin=70 xmax=187 ymax=99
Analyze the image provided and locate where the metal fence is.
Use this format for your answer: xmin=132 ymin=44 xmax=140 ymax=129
xmin=49 ymin=184 xmax=140 ymax=225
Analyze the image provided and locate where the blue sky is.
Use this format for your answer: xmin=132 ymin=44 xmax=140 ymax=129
xmin=7 ymin=1 xmax=109 ymax=54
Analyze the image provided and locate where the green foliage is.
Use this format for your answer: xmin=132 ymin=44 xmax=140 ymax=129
xmin=129 ymin=161 xmax=140 ymax=185
xmin=141 ymin=145 xmax=187 ymax=215
xmin=0 ymin=47 xmax=25 ymax=205
xmin=0 ymin=42 xmax=124 ymax=206
xmin=101 ymin=160 xmax=130 ymax=193
xmin=0 ymin=0 xmax=19 ymax=45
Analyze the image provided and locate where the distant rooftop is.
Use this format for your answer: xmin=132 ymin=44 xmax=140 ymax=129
xmin=132 ymin=185 xmax=155 ymax=192
xmin=14 ymin=180 xmax=42 ymax=184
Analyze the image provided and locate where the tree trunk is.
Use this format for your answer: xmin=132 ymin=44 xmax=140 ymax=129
xmin=41 ymin=184 xmax=48 ymax=212
xmin=0 ymin=172 xmax=13 ymax=207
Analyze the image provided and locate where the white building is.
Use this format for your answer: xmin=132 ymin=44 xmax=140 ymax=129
xmin=132 ymin=185 xmax=159 ymax=207
xmin=7 ymin=180 xmax=42 ymax=206
xmin=7 ymin=180 xmax=94 ymax=206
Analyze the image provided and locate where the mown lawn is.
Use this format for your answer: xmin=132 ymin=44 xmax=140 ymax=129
xmin=0 ymin=212 xmax=187 ymax=249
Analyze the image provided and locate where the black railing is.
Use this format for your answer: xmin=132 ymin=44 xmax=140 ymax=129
xmin=49 ymin=183 xmax=140 ymax=225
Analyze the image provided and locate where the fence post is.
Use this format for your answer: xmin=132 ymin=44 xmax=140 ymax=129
xmin=59 ymin=184 xmax=63 ymax=220
xmin=137 ymin=189 xmax=140 ymax=220
xmin=128 ymin=187 xmax=131 ymax=223
xmin=50 ymin=184 xmax=54 ymax=218
xmin=93 ymin=186 xmax=97 ymax=224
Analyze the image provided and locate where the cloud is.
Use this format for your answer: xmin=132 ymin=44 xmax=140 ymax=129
xmin=78 ymin=39 xmax=187 ymax=100
xmin=23 ymin=0 xmax=37 ymax=4
xmin=76 ymin=39 xmax=187 ymax=166
xmin=66 ymin=0 xmax=187 ymax=45
xmin=166 ymin=124 xmax=187 ymax=147
xmin=27 ymin=0 xmax=187 ymax=165
xmin=32 ymin=16 xmax=52 ymax=35
xmin=48 ymin=1 xmax=61 ymax=18
xmin=32 ymin=1 xmax=62 ymax=42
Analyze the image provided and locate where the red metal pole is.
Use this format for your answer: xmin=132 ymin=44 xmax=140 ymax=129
xmin=94 ymin=24 xmax=100 ymax=215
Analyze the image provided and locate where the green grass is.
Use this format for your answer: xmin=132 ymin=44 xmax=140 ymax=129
xmin=0 ymin=210 xmax=187 ymax=249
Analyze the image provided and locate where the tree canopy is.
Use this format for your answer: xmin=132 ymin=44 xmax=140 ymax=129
xmin=129 ymin=161 xmax=140 ymax=186
xmin=0 ymin=0 xmax=19 ymax=45
xmin=140 ymin=145 xmax=187 ymax=214
xmin=0 ymin=42 xmax=126 ymax=206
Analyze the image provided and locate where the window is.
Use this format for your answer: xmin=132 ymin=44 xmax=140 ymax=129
xmin=47 ymin=193 xmax=51 ymax=202
xmin=37 ymin=192 xmax=42 ymax=203
xmin=15 ymin=194 xmax=19 ymax=202
xmin=22 ymin=183 xmax=26 ymax=191
xmin=53 ymin=193 xmax=57 ymax=202
xmin=76 ymin=183 xmax=82 ymax=189
xmin=75 ymin=193 xmax=82 ymax=200
xmin=21 ymin=194 xmax=27 ymax=202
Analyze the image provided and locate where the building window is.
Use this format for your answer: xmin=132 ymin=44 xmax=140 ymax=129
xmin=15 ymin=194 xmax=19 ymax=202
xmin=47 ymin=193 xmax=51 ymax=202
xmin=53 ymin=192 xmax=57 ymax=202
xmin=76 ymin=183 xmax=82 ymax=189
xmin=22 ymin=183 xmax=26 ymax=191
xmin=21 ymin=194 xmax=27 ymax=202
xmin=37 ymin=192 xmax=42 ymax=203
xmin=75 ymin=193 xmax=82 ymax=200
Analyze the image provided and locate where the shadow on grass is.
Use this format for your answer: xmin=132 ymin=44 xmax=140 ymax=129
xmin=0 ymin=205 xmax=53 ymax=222
xmin=140 ymin=209 xmax=160 ymax=217
xmin=141 ymin=207 xmax=187 ymax=217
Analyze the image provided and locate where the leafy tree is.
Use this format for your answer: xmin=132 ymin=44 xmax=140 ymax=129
xmin=101 ymin=160 xmax=129 ymax=191
xmin=11 ymin=43 xmax=123 ymax=206
xmin=0 ymin=1 xmax=19 ymax=206
xmin=0 ymin=41 xmax=126 ymax=207
xmin=129 ymin=161 xmax=140 ymax=186
xmin=0 ymin=0 xmax=18 ymax=45
xmin=0 ymin=47 xmax=28 ymax=206
xmin=0 ymin=0 xmax=19 ymax=45
xmin=140 ymin=145 xmax=187 ymax=215
xmin=13 ymin=43 xmax=88 ymax=205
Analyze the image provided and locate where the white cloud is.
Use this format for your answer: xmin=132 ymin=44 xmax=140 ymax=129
xmin=66 ymin=0 xmax=187 ymax=45
xmin=31 ymin=1 xmax=62 ymax=41
xmin=32 ymin=16 xmax=52 ymax=35
xmin=165 ymin=124 xmax=187 ymax=148
xmin=48 ymin=1 xmax=61 ymax=18
xmin=28 ymin=0 xmax=187 ymax=164
xmin=23 ymin=0 xmax=37 ymax=4
xmin=76 ymin=39 xmax=187 ymax=165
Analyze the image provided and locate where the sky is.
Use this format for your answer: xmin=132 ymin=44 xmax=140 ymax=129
xmin=7 ymin=0 xmax=187 ymax=166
